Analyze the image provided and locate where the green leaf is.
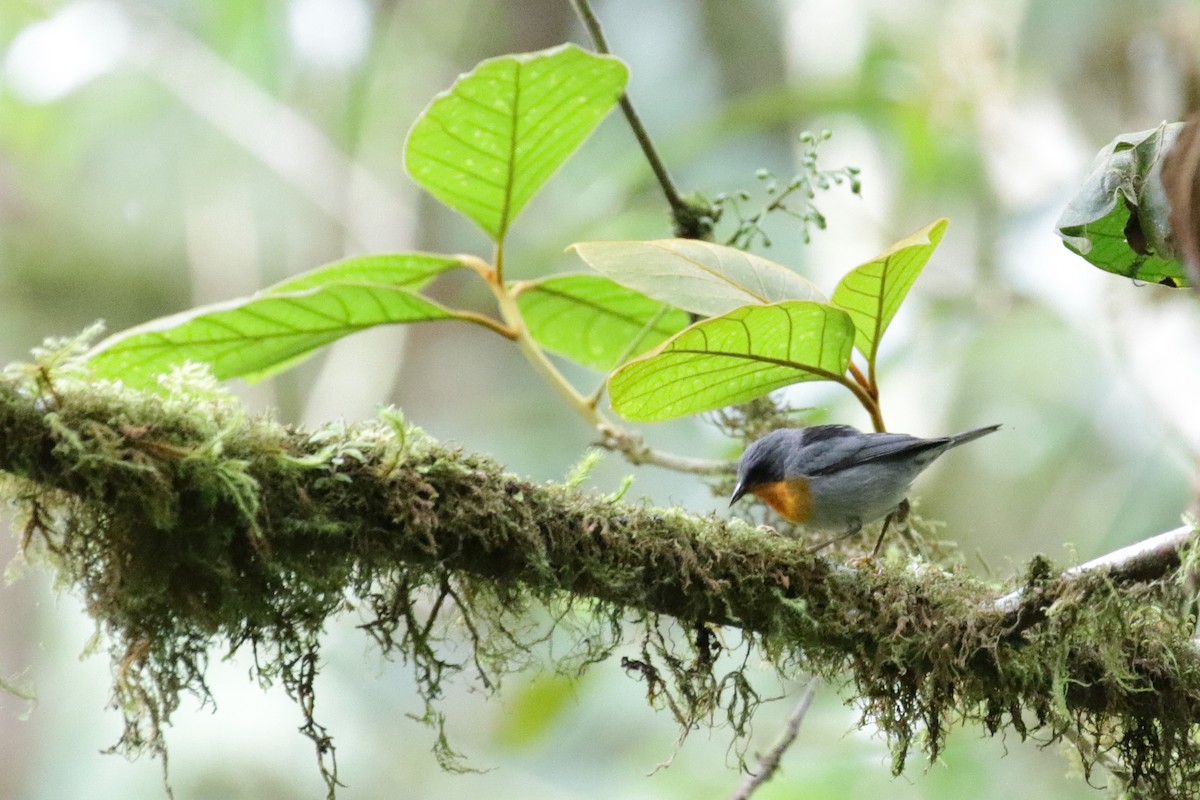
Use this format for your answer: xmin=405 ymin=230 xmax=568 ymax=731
xmin=89 ymin=280 xmax=461 ymax=387
xmin=1056 ymin=122 xmax=1188 ymax=285
xmin=830 ymin=218 xmax=947 ymax=362
xmin=608 ymin=301 xmax=855 ymax=421
xmin=405 ymin=43 xmax=627 ymax=242
xmin=515 ymin=274 xmax=690 ymax=371
xmin=569 ymin=238 xmax=825 ymax=316
xmin=266 ymin=252 xmax=463 ymax=293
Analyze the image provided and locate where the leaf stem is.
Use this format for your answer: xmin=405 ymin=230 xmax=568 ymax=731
xmin=449 ymin=254 xmax=518 ymax=337
xmin=455 ymin=310 xmax=518 ymax=340
xmin=492 ymin=274 xmax=600 ymax=422
xmin=569 ymin=0 xmax=691 ymax=232
xmin=830 ymin=373 xmax=885 ymax=432
xmin=486 ymin=269 xmax=730 ymax=475
xmin=847 ymin=362 xmax=873 ymax=397
xmin=493 ymin=243 xmax=506 ymax=286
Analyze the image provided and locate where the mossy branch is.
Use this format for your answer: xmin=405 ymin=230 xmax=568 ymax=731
xmin=1 ymin=357 xmax=1200 ymax=798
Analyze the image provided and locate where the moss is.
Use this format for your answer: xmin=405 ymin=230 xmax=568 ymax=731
xmin=1 ymin=341 xmax=1199 ymax=797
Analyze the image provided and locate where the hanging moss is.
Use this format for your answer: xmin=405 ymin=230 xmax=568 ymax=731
xmin=1 ymin=342 xmax=1199 ymax=798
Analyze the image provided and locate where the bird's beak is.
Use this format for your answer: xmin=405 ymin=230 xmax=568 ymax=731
xmin=729 ymin=481 xmax=746 ymax=507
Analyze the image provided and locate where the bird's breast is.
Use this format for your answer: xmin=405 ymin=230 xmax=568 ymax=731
xmin=750 ymin=477 xmax=812 ymax=524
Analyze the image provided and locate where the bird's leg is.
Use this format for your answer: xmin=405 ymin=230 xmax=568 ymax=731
xmin=870 ymin=498 xmax=910 ymax=557
xmin=895 ymin=498 xmax=916 ymax=547
xmin=869 ymin=513 xmax=895 ymax=557
xmin=807 ymin=521 xmax=862 ymax=554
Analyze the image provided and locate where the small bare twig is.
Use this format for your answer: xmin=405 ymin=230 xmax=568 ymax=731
xmin=728 ymin=678 xmax=818 ymax=800
xmin=597 ymin=424 xmax=732 ymax=476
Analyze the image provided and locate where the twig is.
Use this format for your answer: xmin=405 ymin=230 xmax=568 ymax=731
xmin=489 ymin=266 xmax=726 ymax=475
xmin=569 ymin=0 xmax=691 ymax=232
xmin=598 ymin=424 xmax=732 ymax=475
xmin=729 ymin=678 xmax=818 ymax=800
xmin=994 ymin=524 xmax=1196 ymax=628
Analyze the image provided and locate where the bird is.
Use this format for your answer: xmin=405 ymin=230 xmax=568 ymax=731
xmin=729 ymin=423 xmax=1001 ymax=550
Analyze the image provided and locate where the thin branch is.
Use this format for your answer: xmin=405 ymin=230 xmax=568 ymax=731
xmin=729 ymin=678 xmax=818 ymax=800
xmin=569 ymin=0 xmax=692 ymax=232
xmin=489 ymin=270 xmax=730 ymax=475
xmin=597 ymin=423 xmax=732 ymax=475
xmin=994 ymin=524 xmax=1196 ymax=625
xmin=489 ymin=267 xmax=611 ymax=424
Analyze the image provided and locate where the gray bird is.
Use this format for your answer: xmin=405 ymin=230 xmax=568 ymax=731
xmin=729 ymin=423 xmax=1001 ymax=535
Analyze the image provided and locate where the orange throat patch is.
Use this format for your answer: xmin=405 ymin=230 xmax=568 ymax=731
xmin=750 ymin=478 xmax=812 ymax=524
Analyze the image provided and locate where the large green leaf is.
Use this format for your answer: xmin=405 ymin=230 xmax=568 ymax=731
xmin=608 ymin=301 xmax=855 ymax=421
xmin=515 ymin=274 xmax=690 ymax=371
xmin=405 ymin=44 xmax=627 ymax=242
xmin=1056 ymin=122 xmax=1188 ymax=285
xmin=266 ymin=252 xmax=463 ymax=293
xmin=89 ymin=280 xmax=462 ymax=388
xmin=831 ymin=218 xmax=947 ymax=362
xmin=569 ymin=238 xmax=824 ymax=316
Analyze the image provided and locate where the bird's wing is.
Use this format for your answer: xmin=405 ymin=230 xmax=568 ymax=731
xmin=802 ymin=431 xmax=949 ymax=475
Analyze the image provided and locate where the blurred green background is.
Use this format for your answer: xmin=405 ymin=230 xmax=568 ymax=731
xmin=2 ymin=0 xmax=1200 ymax=797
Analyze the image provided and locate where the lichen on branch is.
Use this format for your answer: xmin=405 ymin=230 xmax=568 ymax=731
xmin=1 ymin=339 xmax=1199 ymax=798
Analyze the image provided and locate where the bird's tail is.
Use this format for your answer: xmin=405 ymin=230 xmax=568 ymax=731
xmin=947 ymin=423 xmax=1002 ymax=448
